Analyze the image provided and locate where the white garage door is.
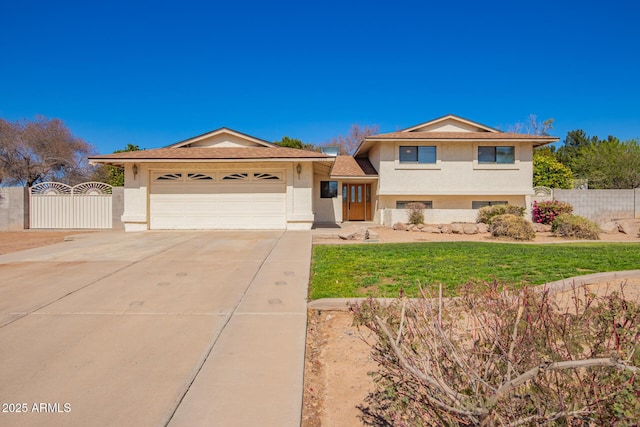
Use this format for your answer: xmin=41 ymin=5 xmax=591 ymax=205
xmin=150 ymin=171 xmax=286 ymax=229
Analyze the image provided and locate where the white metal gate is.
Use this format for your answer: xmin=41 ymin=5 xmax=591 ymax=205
xmin=30 ymin=182 xmax=113 ymax=229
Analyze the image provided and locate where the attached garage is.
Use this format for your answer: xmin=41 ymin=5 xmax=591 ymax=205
xmin=149 ymin=170 xmax=286 ymax=230
xmin=88 ymin=127 xmax=332 ymax=231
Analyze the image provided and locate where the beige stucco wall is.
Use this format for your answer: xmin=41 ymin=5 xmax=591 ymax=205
xmin=312 ymin=171 xmax=342 ymax=223
xmin=186 ymin=134 xmax=265 ymax=148
xmin=413 ymin=119 xmax=482 ymax=133
xmin=377 ymin=195 xmax=528 ymax=225
xmin=375 ymin=141 xmax=534 ymax=196
xmin=121 ymin=161 xmax=316 ymax=231
xmin=378 ymin=195 xmax=527 ymax=210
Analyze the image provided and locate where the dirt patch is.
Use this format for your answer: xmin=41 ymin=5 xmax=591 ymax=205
xmin=314 ymin=226 xmax=640 ymax=245
xmin=302 ymin=309 xmax=376 ymax=427
xmin=302 ymin=279 xmax=640 ymax=426
xmin=0 ymin=231 xmax=92 ymax=255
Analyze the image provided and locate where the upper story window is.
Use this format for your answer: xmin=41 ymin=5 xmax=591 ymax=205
xmin=478 ymin=146 xmax=515 ymax=164
xmin=399 ymin=146 xmax=436 ymax=164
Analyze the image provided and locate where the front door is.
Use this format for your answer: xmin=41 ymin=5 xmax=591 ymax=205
xmin=343 ymin=183 xmax=370 ymax=221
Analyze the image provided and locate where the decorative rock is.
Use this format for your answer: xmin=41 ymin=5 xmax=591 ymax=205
xmin=617 ymin=219 xmax=640 ymax=236
xmin=366 ymin=229 xmax=379 ymax=240
xmin=476 ymin=223 xmax=489 ymax=233
xmin=450 ymin=223 xmax=464 ymax=234
xmin=423 ymin=226 xmax=441 ymax=233
xmin=410 ymin=225 xmax=421 ymax=232
xmin=598 ymin=221 xmax=619 ymax=234
xmin=393 ymin=222 xmax=406 ymax=231
xmin=532 ymin=223 xmax=552 ymax=233
xmin=463 ymin=225 xmax=478 ymax=234
xmin=440 ymin=224 xmax=452 ymax=234
xmin=338 ymin=227 xmax=367 ymax=240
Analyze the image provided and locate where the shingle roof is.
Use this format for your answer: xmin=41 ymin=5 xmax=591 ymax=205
xmin=89 ymin=146 xmax=331 ymax=162
xmin=368 ymin=131 xmax=557 ymax=141
xmin=330 ymin=156 xmax=378 ymax=177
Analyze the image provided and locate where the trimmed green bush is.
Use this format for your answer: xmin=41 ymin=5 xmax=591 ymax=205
xmin=477 ymin=204 xmax=526 ymax=224
xmin=490 ymin=214 xmax=535 ymax=241
xmin=552 ymin=213 xmax=600 ymax=240
xmin=406 ymin=202 xmax=426 ymax=225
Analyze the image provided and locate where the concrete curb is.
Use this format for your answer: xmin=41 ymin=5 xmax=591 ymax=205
xmin=308 ymin=270 xmax=640 ymax=311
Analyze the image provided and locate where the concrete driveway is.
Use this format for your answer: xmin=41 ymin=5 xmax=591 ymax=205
xmin=0 ymin=230 xmax=310 ymax=426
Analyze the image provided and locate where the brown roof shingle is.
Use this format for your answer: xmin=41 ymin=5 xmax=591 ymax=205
xmin=330 ymin=156 xmax=378 ymax=177
xmin=89 ymin=146 xmax=331 ymax=162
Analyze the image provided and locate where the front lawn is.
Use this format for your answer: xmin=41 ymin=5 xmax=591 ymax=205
xmin=309 ymin=242 xmax=640 ymax=299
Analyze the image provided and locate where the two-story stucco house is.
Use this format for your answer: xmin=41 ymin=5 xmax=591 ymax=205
xmin=89 ymin=115 xmax=558 ymax=231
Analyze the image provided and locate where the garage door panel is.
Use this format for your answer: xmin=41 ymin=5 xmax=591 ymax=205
xmin=150 ymin=172 xmax=286 ymax=230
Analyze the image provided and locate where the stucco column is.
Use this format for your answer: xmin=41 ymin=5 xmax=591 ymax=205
xmin=287 ymin=162 xmax=314 ymax=230
xmin=121 ymin=164 xmax=148 ymax=231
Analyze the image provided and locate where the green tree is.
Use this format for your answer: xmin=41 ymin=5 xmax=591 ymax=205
xmin=92 ymin=143 xmax=141 ymax=186
xmin=570 ymin=136 xmax=640 ymax=189
xmin=555 ymin=129 xmax=594 ymax=166
xmin=533 ymin=150 xmax=573 ymax=188
xmin=273 ymin=136 xmax=316 ymax=151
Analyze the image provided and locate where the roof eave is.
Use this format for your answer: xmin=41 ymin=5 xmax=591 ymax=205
xmin=88 ymin=157 xmax=334 ymax=164
xmin=401 ymin=114 xmax=500 ymax=133
xmin=167 ymin=127 xmax=276 ymax=148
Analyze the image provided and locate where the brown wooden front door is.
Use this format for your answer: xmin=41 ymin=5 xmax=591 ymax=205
xmin=343 ymin=184 xmax=370 ymax=221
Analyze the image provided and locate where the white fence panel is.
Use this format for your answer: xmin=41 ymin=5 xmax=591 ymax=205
xmin=30 ymin=182 xmax=113 ymax=229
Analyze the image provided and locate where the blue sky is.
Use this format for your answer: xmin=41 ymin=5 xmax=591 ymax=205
xmin=1 ymin=0 xmax=639 ymax=154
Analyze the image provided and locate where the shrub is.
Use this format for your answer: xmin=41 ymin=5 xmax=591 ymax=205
xmin=489 ymin=214 xmax=535 ymax=240
xmin=476 ymin=204 xmax=525 ymax=224
xmin=406 ymin=202 xmax=426 ymax=225
xmin=552 ymin=213 xmax=600 ymax=239
xmin=352 ymin=281 xmax=640 ymax=426
xmin=532 ymin=200 xmax=573 ymax=224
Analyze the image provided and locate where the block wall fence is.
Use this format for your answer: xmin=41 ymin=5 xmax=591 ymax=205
xmin=553 ymin=189 xmax=639 ymax=222
xmin=0 ymin=186 xmax=124 ymax=231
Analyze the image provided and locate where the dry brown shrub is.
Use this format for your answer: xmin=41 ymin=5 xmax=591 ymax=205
xmin=489 ymin=214 xmax=535 ymax=240
xmin=352 ymin=281 xmax=640 ymax=426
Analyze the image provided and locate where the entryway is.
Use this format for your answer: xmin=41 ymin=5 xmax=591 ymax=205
xmin=342 ymin=183 xmax=371 ymax=221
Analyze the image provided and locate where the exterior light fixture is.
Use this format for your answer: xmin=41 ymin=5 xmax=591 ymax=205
xmin=296 ymin=163 xmax=302 ymax=178
xmin=132 ymin=163 xmax=138 ymax=178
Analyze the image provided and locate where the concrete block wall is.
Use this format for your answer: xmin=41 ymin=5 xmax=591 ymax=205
xmin=553 ymin=189 xmax=638 ymax=221
xmin=0 ymin=186 xmax=124 ymax=231
xmin=0 ymin=187 xmax=29 ymax=231
xmin=112 ymin=187 xmax=124 ymax=229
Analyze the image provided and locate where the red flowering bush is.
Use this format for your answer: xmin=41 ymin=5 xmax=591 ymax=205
xmin=532 ymin=200 xmax=573 ymax=224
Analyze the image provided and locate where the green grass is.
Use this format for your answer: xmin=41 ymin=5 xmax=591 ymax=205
xmin=309 ymin=242 xmax=640 ymax=299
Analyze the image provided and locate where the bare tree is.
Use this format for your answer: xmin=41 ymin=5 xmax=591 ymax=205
xmin=505 ymin=114 xmax=554 ymax=136
xmin=352 ymin=281 xmax=640 ymax=426
xmin=0 ymin=116 xmax=95 ymax=186
xmin=323 ymin=124 xmax=379 ymax=155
